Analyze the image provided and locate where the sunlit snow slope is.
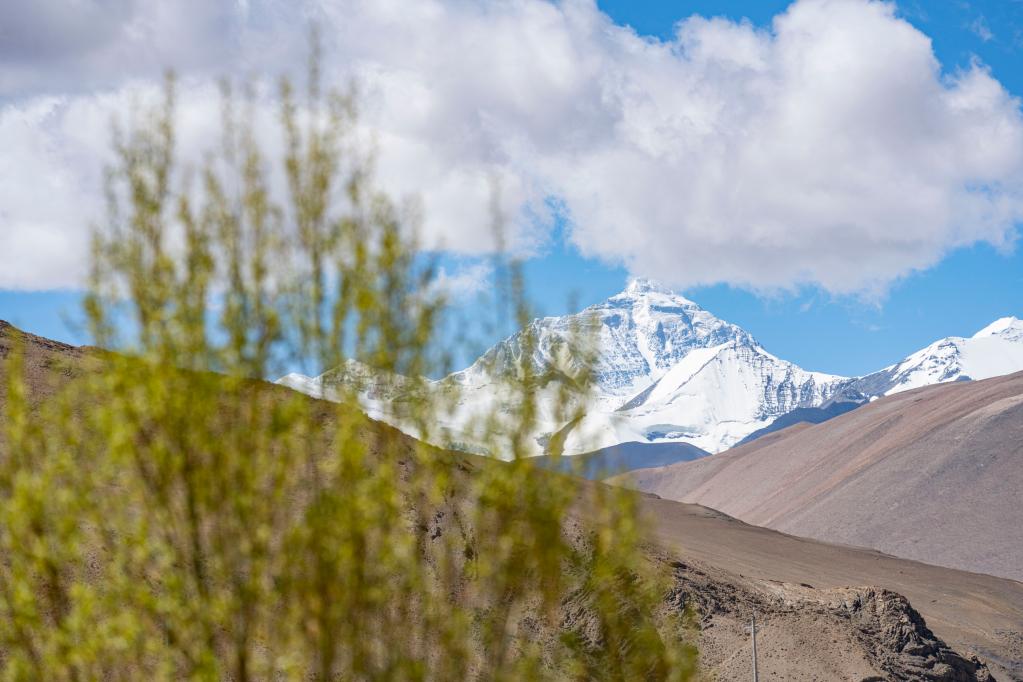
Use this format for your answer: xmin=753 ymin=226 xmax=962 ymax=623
xmin=850 ymin=317 xmax=1023 ymax=397
xmin=279 ymin=279 xmax=847 ymax=456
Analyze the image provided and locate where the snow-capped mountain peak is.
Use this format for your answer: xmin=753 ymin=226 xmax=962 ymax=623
xmin=280 ymin=280 xmax=848 ymax=456
xmin=620 ymin=277 xmax=689 ymax=300
xmin=609 ymin=278 xmax=697 ymax=312
xmin=545 ymin=279 xmax=758 ymax=401
xmin=973 ymin=316 xmax=1023 ymax=342
xmin=461 ymin=278 xmax=850 ymax=454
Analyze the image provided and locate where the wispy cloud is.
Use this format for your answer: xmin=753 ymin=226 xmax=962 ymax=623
xmin=969 ymin=15 xmax=995 ymax=42
xmin=428 ymin=262 xmax=493 ymax=303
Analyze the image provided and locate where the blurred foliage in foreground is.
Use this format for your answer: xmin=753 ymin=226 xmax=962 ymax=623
xmin=0 ymin=62 xmax=697 ymax=681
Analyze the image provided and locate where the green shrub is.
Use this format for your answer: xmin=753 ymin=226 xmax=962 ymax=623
xmin=0 ymin=57 xmax=696 ymax=682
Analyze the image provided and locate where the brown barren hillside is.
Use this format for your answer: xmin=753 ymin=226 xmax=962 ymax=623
xmin=643 ymin=498 xmax=1023 ymax=680
xmin=616 ymin=371 xmax=1023 ymax=584
xmin=3 ymin=320 xmax=1022 ymax=679
xmin=0 ymin=320 xmax=93 ymax=405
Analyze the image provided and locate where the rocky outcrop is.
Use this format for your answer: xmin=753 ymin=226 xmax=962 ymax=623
xmin=663 ymin=559 xmax=995 ymax=681
xmin=832 ymin=588 xmax=992 ymax=681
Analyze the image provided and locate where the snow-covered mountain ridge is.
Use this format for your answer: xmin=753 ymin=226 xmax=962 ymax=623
xmin=280 ymin=279 xmax=842 ymax=455
xmin=849 ymin=316 xmax=1023 ymax=397
xmin=445 ymin=279 xmax=848 ymax=454
xmin=278 ymin=283 xmax=1023 ymax=458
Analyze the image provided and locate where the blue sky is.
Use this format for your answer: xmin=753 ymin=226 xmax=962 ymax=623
xmin=463 ymin=0 xmax=1023 ymax=376
xmin=1 ymin=0 xmax=1022 ymax=378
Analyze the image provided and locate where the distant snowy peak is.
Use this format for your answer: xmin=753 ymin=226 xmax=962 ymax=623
xmin=457 ymin=277 xmax=755 ymax=404
xmin=447 ymin=279 xmax=849 ymax=454
xmin=278 ymin=359 xmax=421 ymax=419
xmin=973 ymin=316 xmax=1023 ymax=342
xmin=581 ymin=278 xmax=757 ymax=393
xmin=278 ymin=278 xmax=848 ymax=456
xmin=620 ymin=277 xmax=676 ymax=297
xmin=612 ymin=277 xmax=700 ymax=310
xmin=852 ymin=317 xmax=1023 ymax=397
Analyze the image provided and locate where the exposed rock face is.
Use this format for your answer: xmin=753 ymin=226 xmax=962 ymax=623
xmin=835 ymin=588 xmax=993 ymax=681
xmin=664 ymin=559 xmax=994 ymax=682
xmin=0 ymin=319 xmax=91 ymax=413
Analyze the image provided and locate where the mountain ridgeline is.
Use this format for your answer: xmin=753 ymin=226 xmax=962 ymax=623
xmin=280 ymin=280 xmax=1023 ymax=468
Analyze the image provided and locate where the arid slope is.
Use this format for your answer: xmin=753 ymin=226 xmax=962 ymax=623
xmin=643 ymin=498 xmax=1023 ymax=680
xmin=618 ymin=371 xmax=1023 ymax=585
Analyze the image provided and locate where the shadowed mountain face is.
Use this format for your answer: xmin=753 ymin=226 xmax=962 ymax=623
xmin=617 ymin=370 xmax=1023 ymax=585
xmin=733 ymin=388 xmax=867 ymax=446
xmin=527 ymin=441 xmax=709 ymax=480
xmin=2 ymin=320 xmax=1020 ymax=680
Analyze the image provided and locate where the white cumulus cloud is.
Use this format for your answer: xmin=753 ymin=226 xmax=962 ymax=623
xmin=1 ymin=0 xmax=1022 ymax=294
